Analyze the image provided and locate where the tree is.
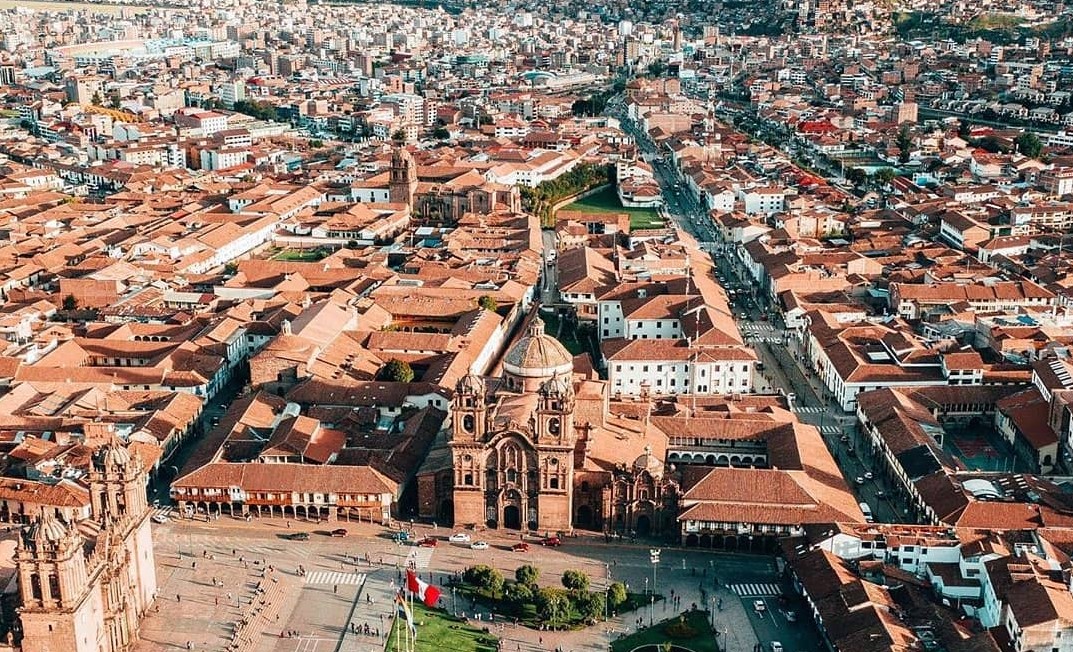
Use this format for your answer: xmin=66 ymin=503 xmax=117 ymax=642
xmin=607 ymin=582 xmax=627 ymax=609
xmin=896 ymin=124 xmax=912 ymax=163
xmin=309 ymin=139 xmax=324 ymax=148
xmin=534 ymin=587 xmax=570 ymax=622
xmin=576 ymin=591 xmax=605 ymax=623
xmin=379 ymin=358 xmax=414 ymax=383
xmin=108 ymin=92 xmax=122 ymax=110
xmin=516 ymin=564 xmax=540 ymax=586
xmin=62 ymin=294 xmax=77 ymax=311
xmin=875 ymin=167 xmax=897 ymax=187
xmin=91 ymin=91 xmax=102 ymax=106
xmin=647 ymin=61 xmax=667 ymax=77
xmin=846 ymin=167 xmax=868 ymax=187
xmin=391 ymin=129 xmax=407 ymax=143
xmin=958 ymin=120 xmax=972 ymax=138
xmin=477 ymin=115 xmax=493 ymax=126
xmin=478 ymin=295 xmax=498 ymax=312
xmin=433 ymin=126 xmax=450 ymax=140
xmin=561 ymin=570 xmax=590 ymax=593
xmin=504 ymin=581 xmax=534 ymax=607
xmin=223 ymin=262 xmax=239 ymax=275
xmin=1016 ymin=132 xmax=1043 ymax=158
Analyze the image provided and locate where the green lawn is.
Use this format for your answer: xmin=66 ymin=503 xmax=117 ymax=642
xmin=611 ymin=610 xmax=720 ymax=652
xmin=560 ymin=186 xmax=663 ymax=232
xmin=457 ymin=581 xmax=660 ymax=632
xmin=386 ymin=602 xmax=498 ymax=652
xmin=542 ymin=311 xmax=589 ymax=357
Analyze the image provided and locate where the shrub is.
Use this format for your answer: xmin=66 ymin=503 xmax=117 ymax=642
xmin=561 ymin=569 xmax=589 ymax=593
xmin=515 ymin=564 xmax=539 ymax=586
xmin=664 ymin=616 xmax=697 ymax=639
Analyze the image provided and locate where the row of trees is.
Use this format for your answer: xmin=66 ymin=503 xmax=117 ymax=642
xmin=520 ymin=162 xmax=611 ymax=225
xmin=232 ymin=100 xmax=280 ymax=122
xmin=462 ymin=564 xmax=629 ymax=626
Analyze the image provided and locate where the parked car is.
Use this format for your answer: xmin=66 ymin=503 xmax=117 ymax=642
xmin=784 ymin=610 xmax=797 ymax=623
xmin=876 ymin=490 xmax=887 ymax=499
xmin=771 ymin=642 xmax=783 ymax=652
xmin=417 ymin=537 xmax=438 ymax=548
xmin=470 ymin=541 xmax=489 ymax=550
xmin=856 ymin=476 xmax=865 ymax=485
xmin=330 ymin=528 xmax=348 ymax=537
xmin=864 ymin=471 xmax=874 ymax=480
xmin=540 ymin=536 xmax=562 ymax=547
xmin=284 ymin=532 xmax=310 ymax=541
xmin=392 ymin=531 xmax=410 ymax=542
xmin=448 ymin=532 xmax=471 ymax=543
xmin=151 ymin=514 xmax=169 ymax=524
xmin=512 ymin=542 xmax=530 ymax=552
xmin=754 ymin=599 xmax=766 ymax=614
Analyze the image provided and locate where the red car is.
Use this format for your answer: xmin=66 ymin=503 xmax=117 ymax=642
xmin=539 ymin=537 xmax=562 ymax=547
xmin=512 ymin=542 xmax=530 ymax=552
xmin=417 ymin=537 xmax=438 ymax=548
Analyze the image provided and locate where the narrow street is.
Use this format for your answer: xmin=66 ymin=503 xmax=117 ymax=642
xmin=610 ymin=100 xmax=911 ymax=526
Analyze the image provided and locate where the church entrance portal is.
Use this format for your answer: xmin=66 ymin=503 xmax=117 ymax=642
xmin=504 ymin=505 xmax=521 ymax=529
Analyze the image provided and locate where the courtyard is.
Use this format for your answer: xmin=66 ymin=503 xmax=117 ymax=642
xmin=559 ymin=186 xmax=664 ymax=231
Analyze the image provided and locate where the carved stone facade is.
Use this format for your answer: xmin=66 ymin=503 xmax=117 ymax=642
xmin=389 ymin=147 xmax=521 ymax=224
xmin=13 ymin=442 xmax=156 ymax=652
xmin=418 ymin=317 xmax=679 ymax=534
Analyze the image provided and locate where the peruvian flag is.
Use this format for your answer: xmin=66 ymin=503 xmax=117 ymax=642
xmin=406 ymin=569 xmax=442 ymax=607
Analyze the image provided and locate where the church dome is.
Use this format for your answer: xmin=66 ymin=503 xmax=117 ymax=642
xmin=28 ymin=514 xmax=68 ymax=548
xmin=539 ymin=373 xmax=574 ymax=399
xmin=457 ymin=373 xmax=486 ymax=396
xmin=96 ymin=441 xmax=131 ymax=471
xmin=633 ymin=446 xmax=664 ymax=478
xmin=503 ymin=317 xmax=573 ymax=381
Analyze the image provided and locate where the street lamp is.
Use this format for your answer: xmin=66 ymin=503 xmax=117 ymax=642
xmin=650 ymin=549 xmax=660 ymax=597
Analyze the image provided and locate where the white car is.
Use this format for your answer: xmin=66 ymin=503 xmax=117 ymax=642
xmin=448 ymin=532 xmax=471 ymax=543
xmin=864 ymin=471 xmax=874 ymax=480
xmin=753 ymin=599 xmax=766 ymax=613
xmin=470 ymin=541 xmax=489 ymax=550
xmin=151 ymin=514 xmax=169 ymax=524
xmin=770 ymin=643 xmax=783 ymax=652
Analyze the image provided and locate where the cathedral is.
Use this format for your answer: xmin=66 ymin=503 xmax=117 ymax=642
xmin=389 ymin=148 xmax=522 ymax=224
xmin=417 ymin=316 xmax=679 ymax=535
xmin=13 ymin=441 xmax=157 ymax=652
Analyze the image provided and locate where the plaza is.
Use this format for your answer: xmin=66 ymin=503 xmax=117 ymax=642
xmin=135 ymin=516 xmax=822 ymax=652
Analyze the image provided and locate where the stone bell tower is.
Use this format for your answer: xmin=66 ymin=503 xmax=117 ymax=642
xmin=535 ymin=374 xmax=576 ymax=531
xmin=389 ymin=147 xmax=417 ymax=207
xmin=16 ymin=514 xmax=102 ymax=652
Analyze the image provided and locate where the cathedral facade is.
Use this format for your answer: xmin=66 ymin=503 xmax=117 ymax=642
xmin=389 ymin=148 xmax=522 ymax=224
xmin=419 ymin=317 xmax=679 ymax=535
xmin=13 ymin=442 xmax=156 ymax=652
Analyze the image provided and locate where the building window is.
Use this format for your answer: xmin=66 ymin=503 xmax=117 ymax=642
xmin=550 ymin=477 xmax=559 ymax=489
xmin=464 ymin=473 xmax=473 ymax=486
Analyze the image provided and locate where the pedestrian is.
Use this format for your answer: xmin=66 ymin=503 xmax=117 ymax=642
xmin=334 ymin=585 xmax=338 ymax=594
xmin=215 ymin=597 xmax=219 ymax=606
xmin=176 ymin=594 xmax=181 ymax=603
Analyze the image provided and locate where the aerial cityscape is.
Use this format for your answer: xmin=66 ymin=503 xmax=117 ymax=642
xmin=0 ymin=0 xmax=1069 ymax=650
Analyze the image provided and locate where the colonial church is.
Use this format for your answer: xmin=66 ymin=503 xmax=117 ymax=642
xmin=417 ymin=317 xmax=679 ymax=535
xmin=389 ymin=148 xmax=522 ymax=224
xmin=13 ymin=441 xmax=157 ymax=652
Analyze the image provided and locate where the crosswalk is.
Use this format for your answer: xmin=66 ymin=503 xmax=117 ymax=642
xmin=792 ymin=406 xmax=827 ymax=414
xmin=745 ymin=336 xmax=783 ymax=344
xmin=151 ymin=505 xmax=174 ymax=520
xmin=730 ymin=582 xmax=782 ymax=597
xmin=820 ymin=425 xmax=842 ymax=435
xmin=305 ymin=571 xmax=366 ymax=586
xmin=740 ymin=322 xmax=777 ymax=333
xmin=406 ymin=546 xmax=434 ymax=569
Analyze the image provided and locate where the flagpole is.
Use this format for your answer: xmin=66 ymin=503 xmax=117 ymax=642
xmin=410 ymin=585 xmax=416 ymax=652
